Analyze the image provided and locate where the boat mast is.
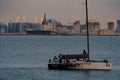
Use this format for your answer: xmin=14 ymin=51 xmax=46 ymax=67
xmin=85 ymin=0 xmax=90 ymax=60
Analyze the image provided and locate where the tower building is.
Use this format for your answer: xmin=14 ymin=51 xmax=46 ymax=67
xmin=42 ymin=13 xmax=48 ymax=25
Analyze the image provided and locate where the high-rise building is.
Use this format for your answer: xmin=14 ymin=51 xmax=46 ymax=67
xmin=8 ymin=22 xmax=41 ymax=33
xmin=0 ymin=23 xmax=7 ymax=33
xmin=8 ymin=22 xmax=22 ymax=33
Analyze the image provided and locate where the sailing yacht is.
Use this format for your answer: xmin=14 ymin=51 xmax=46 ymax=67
xmin=48 ymin=0 xmax=112 ymax=70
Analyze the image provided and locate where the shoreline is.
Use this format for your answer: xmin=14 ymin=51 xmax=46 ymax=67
xmin=0 ymin=33 xmax=120 ymax=36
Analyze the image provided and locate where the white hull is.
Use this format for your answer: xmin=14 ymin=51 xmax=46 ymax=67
xmin=68 ymin=62 xmax=112 ymax=70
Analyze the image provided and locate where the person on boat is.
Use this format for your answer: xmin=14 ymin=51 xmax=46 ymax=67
xmin=49 ymin=59 xmax=51 ymax=63
xmin=58 ymin=53 xmax=62 ymax=59
xmin=83 ymin=49 xmax=86 ymax=55
xmin=58 ymin=53 xmax=62 ymax=64
xmin=53 ymin=56 xmax=58 ymax=63
xmin=83 ymin=49 xmax=86 ymax=61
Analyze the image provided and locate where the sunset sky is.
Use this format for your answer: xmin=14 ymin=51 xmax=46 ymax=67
xmin=0 ymin=0 xmax=120 ymax=28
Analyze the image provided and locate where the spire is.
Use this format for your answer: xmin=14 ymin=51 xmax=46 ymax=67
xmin=42 ymin=13 xmax=48 ymax=25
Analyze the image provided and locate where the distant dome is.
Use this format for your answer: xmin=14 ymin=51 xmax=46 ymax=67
xmin=48 ymin=19 xmax=59 ymax=25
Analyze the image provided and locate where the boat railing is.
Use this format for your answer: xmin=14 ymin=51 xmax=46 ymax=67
xmin=49 ymin=53 xmax=89 ymax=64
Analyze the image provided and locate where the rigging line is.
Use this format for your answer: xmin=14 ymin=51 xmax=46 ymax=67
xmin=63 ymin=0 xmax=71 ymax=24
xmin=81 ymin=0 xmax=86 ymax=24
xmin=79 ymin=0 xmax=89 ymax=51
xmin=90 ymin=0 xmax=97 ymax=21
xmin=67 ymin=0 xmax=74 ymax=24
xmin=63 ymin=0 xmax=74 ymax=24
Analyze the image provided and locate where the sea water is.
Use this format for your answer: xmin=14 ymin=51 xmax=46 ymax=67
xmin=0 ymin=36 xmax=120 ymax=80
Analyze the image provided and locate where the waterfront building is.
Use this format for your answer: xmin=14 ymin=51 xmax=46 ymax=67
xmin=80 ymin=24 xmax=87 ymax=34
xmin=93 ymin=22 xmax=100 ymax=35
xmin=88 ymin=22 xmax=100 ymax=35
xmin=56 ymin=23 xmax=63 ymax=33
xmin=80 ymin=22 xmax=100 ymax=35
xmin=99 ymin=29 xmax=115 ymax=36
xmin=108 ymin=22 xmax=114 ymax=31
xmin=116 ymin=20 xmax=120 ymax=33
xmin=88 ymin=22 xmax=94 ymax=32
xmin=42 ymin=13 xmax=48 ymax=25
xmin=71 ymin=20 xmax=81 ymax=34
xmin=80 ymin=22 xmax=94 ymax=35
xmin=41 ymin=24 xmax=54 ymax=31
xmin=0 ymin=23 xmax=7 ymax=33
xmin=67 ymin=25 xmax=74 ymax=34
xmin=41 ymin=14 xmax=61 ymax=32
xmin=60 ymin=25 xmax=68 ymax=34
xmin=26 ymin=30 xmax=58 ymax=35
xmin=48 ymin=19 xmax=59 ymax=31
xmin=8 ymin=22 xmax=22 ymax=33
xmin=73 ymin=20 xmax=80 ymax=25
xmin=93 ymin=22 xmax=100 ymax=30
xmin=8 ymin=22 xmax=41 ymax=33
xmin=22 ymin=23 xmax=41 ymax=31
xmin=41 ymin=13 xmax=53 ymax=31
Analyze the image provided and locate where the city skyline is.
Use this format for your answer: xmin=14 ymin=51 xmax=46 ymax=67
xmin=0 ymin=13 xmax=120 ymax=36
xmin=0 ymin=0 xmax=120 ymax=28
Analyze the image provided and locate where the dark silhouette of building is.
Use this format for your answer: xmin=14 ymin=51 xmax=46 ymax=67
xmin=0 ymin=23 xmax=7 ymax=33
xmin=42 ymin=13 xmax=48 ymax=25
xmin=26 ymin=30 xmax=59 ymax=35
xmin=116 ymin=20 xmax=120 ymax=33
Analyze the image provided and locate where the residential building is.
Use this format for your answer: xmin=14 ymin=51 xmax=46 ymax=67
xmin=71 ymin=20 xmax=80 ymax=34
xmin=80 ymin=22 xmax=100 ymax=35
xmin=116 ymin=20 xmax=120 ymax=33
xmin=99 ymin=29 xmax=115 ymax=36
xmin=108 ymin=22 xmax=114 ymax=31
